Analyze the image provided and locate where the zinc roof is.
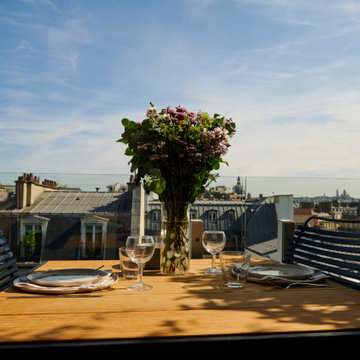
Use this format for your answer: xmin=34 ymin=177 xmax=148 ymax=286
xmin=22 ymin=191 xmax=130 ymax=214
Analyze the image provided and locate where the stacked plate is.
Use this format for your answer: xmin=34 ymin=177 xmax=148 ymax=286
xmin=13 ymin=268 xmax=118 ymax=295
xmin=247 ymin=263 xmax=328 ymax=287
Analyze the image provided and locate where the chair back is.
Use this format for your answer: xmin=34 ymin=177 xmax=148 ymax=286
xmin=0 ymin=230 xmax=18 ymax=291
xmin=285 ymin=216 xmax=360 ymax=289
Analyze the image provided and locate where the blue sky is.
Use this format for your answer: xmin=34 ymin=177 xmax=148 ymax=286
xmin=1 ymin=0 xmax=360 ymax=179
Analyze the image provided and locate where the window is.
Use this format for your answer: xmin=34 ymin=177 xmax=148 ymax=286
xmin=151 ymin=210 xmax=161 ymax=230
xmin=228 ymin=210 xmax=235 ymax=223
xmin=20 ymin=215 xmax=49 ymax=262
xmin=80 ymin=216 xmax=109 ymax=259
xmin=208 ymin=210 xmax=217 ymax=223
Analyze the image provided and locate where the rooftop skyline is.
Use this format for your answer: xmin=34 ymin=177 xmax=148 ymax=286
xmin=1 ymin=171 xmax=360 ymax=199
xmin=1 ymin=1 xmax=360 ymax=179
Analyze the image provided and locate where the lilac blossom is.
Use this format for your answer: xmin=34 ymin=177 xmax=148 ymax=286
xmin=175 ymin=112 xmax=186 ymax=120
xmin=119 ymin=102 xmax=236 ymax=203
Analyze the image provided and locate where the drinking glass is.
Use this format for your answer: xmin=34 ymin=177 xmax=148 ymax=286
xmin=119 ymin=247 xmax=137 ymax=279
xmin=202 ymin=230 xmax=226 ymax=275
xmin=125 ymin=235 xmax=155 ymax=291
xmin=220 ymin=251 xmax=251 ymax=288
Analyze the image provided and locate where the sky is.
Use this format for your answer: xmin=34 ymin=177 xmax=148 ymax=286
xmin=1 ymin=0 xmax=360 ymax=183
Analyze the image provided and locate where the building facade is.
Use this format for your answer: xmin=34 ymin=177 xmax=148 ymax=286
xmin=0 ymin=173 xmax=279 ymax=264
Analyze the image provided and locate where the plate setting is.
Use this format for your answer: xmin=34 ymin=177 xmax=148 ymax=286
xmin=248 ymin=263 xmax=315 ymax=280
xmin=27 ymin=268 xmax=110 ymax=287
xmin=13 ymin=268 xmax=118 ymax=294
xmin=247 ymin=263 xmax=329 ymax=287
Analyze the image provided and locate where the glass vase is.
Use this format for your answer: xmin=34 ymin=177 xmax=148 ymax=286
xmin=160 ymin=202 xmax=190 ymax=275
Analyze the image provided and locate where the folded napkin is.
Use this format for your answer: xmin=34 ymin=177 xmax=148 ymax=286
xmin=248 ymin=271 xmax=329 ymax=287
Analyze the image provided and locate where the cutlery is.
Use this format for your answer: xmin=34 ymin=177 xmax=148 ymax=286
xmin=281 ymin=282 xmax=336 ymax=289
xmin=7 ymin=294 xmax=102 ymax=298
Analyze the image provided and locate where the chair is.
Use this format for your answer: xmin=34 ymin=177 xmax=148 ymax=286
xmin=0 ymin=230 xmax=18 ymax=291
xmin=285 ymin=216 xmax=360 ymax=289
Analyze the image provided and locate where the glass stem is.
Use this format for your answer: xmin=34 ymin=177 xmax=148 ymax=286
xmin=137 ymin=263 xmax=144 ymax=284
xmin=212 ymin=254 xmax=216 ymax=269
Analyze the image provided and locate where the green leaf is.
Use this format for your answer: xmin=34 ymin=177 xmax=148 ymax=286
xmin=143 ymin=168 xmax=166 ymax=195
xmin=121 ymin=118 xmax=131 ymax=127
xmin=213 ymin=161 xmax=220 ymax=170
xmin=122 ymin=118 xmax=138 ymax=130
xmin=124 ymin=148 xmax=134 ymax=156
xmin=141 ymin=119 xmax=153 ymax=131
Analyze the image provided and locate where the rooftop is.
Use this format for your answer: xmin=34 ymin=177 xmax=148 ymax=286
xmin=19 ymin=190 xmax=131 ymax=215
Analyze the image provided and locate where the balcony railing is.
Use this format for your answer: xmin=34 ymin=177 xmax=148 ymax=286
xmin=1 ymin=172 xmax=359 ymax=268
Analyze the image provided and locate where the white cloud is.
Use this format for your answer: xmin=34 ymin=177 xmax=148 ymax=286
xmin=46 ymin=19 xmax=91 ymax=70
xmin=2 ymin=0 xmax=360 ymax=184
xmin=183 ymin=74 xmax=360 ymax=178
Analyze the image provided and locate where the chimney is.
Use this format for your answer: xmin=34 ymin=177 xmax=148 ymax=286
xmin=15 ymin=173 xmax=58 ymax=209
xmin=15 ymin=174 xmax=28 ymax=209
xmin=127 ymin=174 xmax=137 ymax=192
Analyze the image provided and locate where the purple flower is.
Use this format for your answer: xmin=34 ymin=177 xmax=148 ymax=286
xmin=149 ymin=154 xmax=160 ymax=161
xmin=176 ymin=106 xmax=187 ymax=113
xmin=206 ymin=130 xmax=215 ymax=138
xmin=175 ymin=112 xmax=186 ymax=120
xmin=119 ymin=102 xmax=236 ymax=203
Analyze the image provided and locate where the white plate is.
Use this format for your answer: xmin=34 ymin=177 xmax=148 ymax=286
xmin=248 ymin=263 xmax=314 ymax=280
xmin=27 ymin=268 xmax=111 ymax=287
xmin=13 ymin=272 xmax=118 ymax=294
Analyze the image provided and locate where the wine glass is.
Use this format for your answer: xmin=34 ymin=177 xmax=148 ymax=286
xmin=125 ymin=235 xmax=155 ymax=291
xmin=202 ymin=230 xmax=226 ymax=275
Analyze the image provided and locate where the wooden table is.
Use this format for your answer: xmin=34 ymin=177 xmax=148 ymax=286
xmin=2 ymin=258 xmax=360 ymax=354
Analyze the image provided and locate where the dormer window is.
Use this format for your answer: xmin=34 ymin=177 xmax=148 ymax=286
xmin=228 ymin=210 xmax=235 ymax=223
xmin=208 ymin=210 xmax=217 ymax=223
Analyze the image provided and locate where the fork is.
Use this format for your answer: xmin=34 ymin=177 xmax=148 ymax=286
xmin=283 ymin=282 xmax=336 ymax=289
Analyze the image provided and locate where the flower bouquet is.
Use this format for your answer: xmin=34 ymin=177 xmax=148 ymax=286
xmin=118 ymin=103 xmax=236 ymax=275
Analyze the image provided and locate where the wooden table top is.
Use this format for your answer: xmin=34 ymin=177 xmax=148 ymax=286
xmin=1 ymin=258 xmax=360 ymax=346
